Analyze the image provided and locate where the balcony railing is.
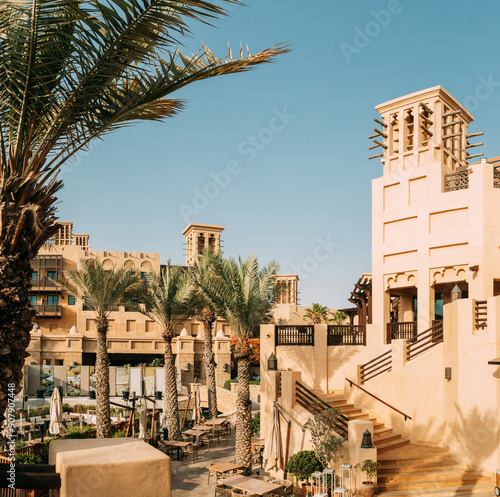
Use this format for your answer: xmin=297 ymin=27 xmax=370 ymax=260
xmin=444 ymin=169 xmax=469 ymax=192
xmin=30 ymin=277 xmax=60 ymax=291
xmin=275 ymin=325 xmax=314 ymax=346
xmin=327 ymin=325 xmax=366 ymax=345
xmin=34 ymin=304 xmax=62 ymax=317
xmin=386 ymin=321 xmax=417 ymax=343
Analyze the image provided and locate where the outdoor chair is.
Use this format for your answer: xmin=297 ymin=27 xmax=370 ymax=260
xmin=183 ymin=443 xmax=198 ymax=462
xmin=214 ymin=484 xmax=232 ymax=497
xmin=230 ymin=490 xmax=244 ymax=497
xmin=200 ymin=433 xmax=213 ymax=449
xmin=272 ymin=479 xmax=293 ymax=496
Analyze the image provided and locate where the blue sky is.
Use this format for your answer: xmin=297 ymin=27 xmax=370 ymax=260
xmin=57 ymin=0 xmax=500 ymax=309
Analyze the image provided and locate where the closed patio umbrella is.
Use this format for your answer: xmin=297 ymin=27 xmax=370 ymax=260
xmin=160 ymin=394 xmax=168 ymax=430
xmin=49 ymin=387 xmax=62 ymax=435
xmin=263 ymin=404 xmax=283 ymax=472
xmin=137 ymin=398 xmax=148 ymax=440
xmin=194 ymin=384 xmax=202 ymax=425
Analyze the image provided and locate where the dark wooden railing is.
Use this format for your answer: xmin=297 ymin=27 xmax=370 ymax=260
xmin=33 ymin=305 xmax=62 ymax=317
xmin=359 ymin=349 xmax=392 ymax=384
xmin=295 ymin=381 xmax=348 ymax=438
xmin=444 ymin=169 xmax=469 ymax=191
xmin=30 ymin=278 xmax=59 ymax=290
xmin=345 ymin=378 xmax=412 ymax=421
xmin=406 ymin=321 xmax=444 ymax=361
xmin=386 ymin=321 xmax=417 ymax=343
xmin=327 ymin=325 xmax=366 ymax=346
xmin=275 ymin=325 xmax=314 ymax=346
xmin=0 ymin=464 xmax=61 ymax=496
xmin=475 ymin=300 xmax=487 ymax=329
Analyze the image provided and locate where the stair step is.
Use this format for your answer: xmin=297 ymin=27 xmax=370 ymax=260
xmin=379 ymin=468 xmax=486 ymax=483
xmin=378 ymin=475 xmax=493 ymax=491
xmin=379 ymin=459 xmax=460 ymax=473
xmin=374 ymin=433 xmax=403 ymax=445
xmin=374 ymin=427 xmax=394 ymax=438
xmin=337 ymin=408 xmax=362 ymax=415
xmin=377 ymin=438 xmax=410 ymax=453
xmin=376 ymin=481 xmax=495 ymax=496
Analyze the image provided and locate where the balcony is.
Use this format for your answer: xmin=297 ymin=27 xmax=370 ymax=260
xmin=444 ymin=168 xmax=469 ymax=192
xmin=327 ymin=325 xmax=366 ymax=345
xmin=494 ymin=165 xmax=500 ymax=188
xmin=34 ymin=304 xmax=62 ymax=317
xmin=386 ymin=321 xmax=417 ymax=343
xmin=30 ymin=277 xmax=61 ymax=292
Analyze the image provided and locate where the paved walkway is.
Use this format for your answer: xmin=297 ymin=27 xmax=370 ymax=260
xmin=171 ymin=431 xmax=255 ymax=497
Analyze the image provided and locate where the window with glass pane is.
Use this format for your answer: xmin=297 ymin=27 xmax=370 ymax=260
xmin=28 ymin=295 xmax=37 ymax=305
xmin=47 ymin=271 xmax=56 ymax=279
xmin=47 ymin=295 xmax=59 ymax=305
xmin=68 ymin=295 xmax=76 ymax=305
xmin=32 ymin=271 xmax=37 ymax=281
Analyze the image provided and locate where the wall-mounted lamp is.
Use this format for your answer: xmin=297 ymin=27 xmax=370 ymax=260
xmin=222 ymin=363 xmax=229 ymax=372
xmin=266 ymin=334 xmax=271 ymax=338
xmin=360 ymin=430 xmax=373 ymax=448
xmin=267 ymin=353 xmax=278 ymax=371
xmin=71 ymin=361 xmax=77 ymax=366
xmin=450 ymin=285 xmax=462 ymax=302
xmin=445 ymin=367 xmax=452 ymax=381
xmin=184 ymin=363 xmax=190 ymax=372
xmin=469 ymin=265 xmax=479 ymax=272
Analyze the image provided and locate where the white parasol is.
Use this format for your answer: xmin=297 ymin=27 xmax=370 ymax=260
xmin=137 ymin=398 xmax=148 ymax=440
xmin=263 ymin=404 xmax=284 ymax=472
xmin=49 ymin=388 xmax=62 ymax=435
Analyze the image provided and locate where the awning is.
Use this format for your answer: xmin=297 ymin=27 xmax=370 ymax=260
xmin=488 ymin=357 xmax=500 ymax=365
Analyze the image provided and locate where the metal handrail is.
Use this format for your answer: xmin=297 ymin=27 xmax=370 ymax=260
xmin=346 ymin=378 xmax=412 ymax=421
xmin=295 ymin=381 xmax=349 ymax=437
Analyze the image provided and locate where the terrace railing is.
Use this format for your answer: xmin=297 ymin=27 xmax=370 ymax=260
xmin=359 ymin=349 xmax=392 ymax=384
xmin=475 ymin=300 xmax=487 ymax=329
xmin=275 ymin=325 xmax=314 ymax=346
xmin=0 ymin=464 xmax=61 ymax=496
xmin=295 ymin=381 xmax=349 ymax=438
xmin=386 ymin=321 xmax=417 ymax=343
xmin=33 ymin=304 xmax=62 ymax=317
xmin=444 ymin=169 xmax=469 ymax=192
xmin=406 ymin=321 xmax=444 ymax=362
xmin=327 ymin=325 xmax=366 ymax=346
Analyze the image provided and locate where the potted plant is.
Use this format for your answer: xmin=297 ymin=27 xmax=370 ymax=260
xmin=285 ymin=450 xmax=324 ymax=497
xmin=355 ymin=459 xmax=381 ymax=496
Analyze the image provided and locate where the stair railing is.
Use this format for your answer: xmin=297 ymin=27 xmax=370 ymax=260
xmin=475 ymin=300 xmax=487 ymax=329
xmin=345 ymin=378 xmax=412 ymax=421
xmin=406 ymin=321 xmax=443 ymax=361
xmin=359 ymin=349 xmax=392 ymax=384
xmin=295 ymin=381 xmax=349 ymax=438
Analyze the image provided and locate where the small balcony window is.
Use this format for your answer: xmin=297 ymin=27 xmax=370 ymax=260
xmin=68 ymin=295 xmax=76 ymax=306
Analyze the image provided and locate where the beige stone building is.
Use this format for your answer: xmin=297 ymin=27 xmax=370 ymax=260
xmin=26 ymin=222 xmax=237 ymax=385
xmin=260 ymin=86 xmax=500 ymax=491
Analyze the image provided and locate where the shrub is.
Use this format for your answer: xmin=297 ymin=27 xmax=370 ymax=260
xmin=28 ymin=407 xmax=40 ymax=417
xmin=251 ymin=412 xmax=260 ymax=436
xmin=62 ymin=403 xmax=72 ymax=413
xmin=355 ymin=459 xmax=381 ymax=484
xmin=112 ymin=430 xmax=126 ymax=438
xmin=15 ymin=454 xmax=43 ymax=464
xmin=40 ymin=406 xmax=50 ymax=416
xmin=285 ymin=450 xmax=324 ymax=483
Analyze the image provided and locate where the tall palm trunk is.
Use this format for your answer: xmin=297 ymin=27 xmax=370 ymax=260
xmin=164 ymin=330 xmax=181 ymax=440
xmin=201 ymin=307 xmax=217 ymax=419
xmin=95 ymin=318 xmax=111 ymax=438
xmin=0 ymin=252 xmax=34 ymax=430
xmin=234 ymin=343 xmax=252 ymax=474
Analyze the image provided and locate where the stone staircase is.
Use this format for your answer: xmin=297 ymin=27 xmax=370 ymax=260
xmin=317 ymin=394 xmax=496 ymax=496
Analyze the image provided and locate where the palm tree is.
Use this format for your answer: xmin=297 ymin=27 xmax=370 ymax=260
xmin=191 ymin=253 xmax=220 ymax=419
xmin=193 ymin=252 xmax=278 ymax=473
xmin=61 ymin=259 xmax=144 ymax=438
xmin=304 ymin=303 xmax=330 ymax=324
xmin=0 ymin=0 xmax=287 ymax=429
xmin=330 ymin=310 xmax=347 ymax=325
xmin=141 ymin=263 xmax=198 ymax=441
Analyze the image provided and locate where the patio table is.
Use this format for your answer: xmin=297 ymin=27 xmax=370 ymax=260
xmin=222 ymin=474 xmax=283 ymax=496
xmin=207 ymin=462 xmax=244 ymax=484
xmin=160 ymin=440 xmax=192 ymax=461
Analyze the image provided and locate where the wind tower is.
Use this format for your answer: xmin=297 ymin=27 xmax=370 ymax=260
xmin=182 ymin=223 xmax=224 ymax=266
